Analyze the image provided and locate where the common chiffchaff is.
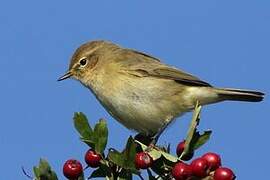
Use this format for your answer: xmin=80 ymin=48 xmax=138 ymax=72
xmin=59 ymin=40 xmax=264 ymax=136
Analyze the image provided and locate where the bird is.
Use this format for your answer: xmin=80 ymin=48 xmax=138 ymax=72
xmin=58 ymin=40 xmax=264 ymax=142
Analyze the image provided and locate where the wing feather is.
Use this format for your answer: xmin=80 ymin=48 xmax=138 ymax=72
xmin=116 ymin=49 xmax=211 ymax=87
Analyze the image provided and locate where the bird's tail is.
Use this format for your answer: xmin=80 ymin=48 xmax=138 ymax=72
xmin=214 ymin=88 xmax=264 ymax=102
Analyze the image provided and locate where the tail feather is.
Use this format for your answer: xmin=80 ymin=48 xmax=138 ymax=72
xmin=215 ymin=88 xmax=264 ymax=102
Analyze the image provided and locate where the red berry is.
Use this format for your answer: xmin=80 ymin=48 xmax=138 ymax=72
xmin=176 ymin=141 xmax=194 ymax=161
xmin=190 ymin=158 xmax=209 ymax=178
xmin=214 ymin=167 xmax=236 ymax=180
xmin=201 ymin=152 xmax=221 ymax=171
xmin=135 ymin=152 xmax=153 ymax=169
xmin=176 ymin=141 xmax=186 ymax=156
xmin=63 ymin=159 xmax=83 ymax=179
xmin=85 ymin=149 xmax=102 ymax=168
xmin=171 ymin=162 xmax=192 ymax=180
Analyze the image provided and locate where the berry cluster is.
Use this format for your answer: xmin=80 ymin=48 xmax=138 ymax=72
xmin=62 ymin=143 xmax=235 ymax=180
xmin=58 ymin=111 xmax=236 ymax=180
xmin=175 ymin=140 xmax=235 ymax=180
xmin=63 ymin=149 xmax=102 ymax=179
xmin=172 ymin=152 xmax=235 ymax=180
xmin=31 ymin=108 xmax=241 ymax=179
xmin=134 ymin=140 xmax=235 ymax=180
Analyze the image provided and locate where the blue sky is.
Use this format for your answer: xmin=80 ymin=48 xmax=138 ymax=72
xmin=0 ymin=0 xmax=269 ymax=179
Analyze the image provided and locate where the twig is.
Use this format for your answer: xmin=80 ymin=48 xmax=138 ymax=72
xmin=21 ymin=166 xmax=33 ymax=179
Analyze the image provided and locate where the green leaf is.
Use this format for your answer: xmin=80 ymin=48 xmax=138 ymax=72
xmin=135 ymin=140 xmax=148 ymax=151
xmin=33 ymin=166 xmax=40 ymax=177
xmin=178 ymin=102 xmax=212 ymax=160
xmin=135 ymin=140 xmax=162 ymax=161
xmin=180 ymin=102 xmax=202 ymax=160
xmin=73 ymin=112 xmax=95 ymax=147
xmin=73 ymin=112 xmax=93 ymax=136
xmin=51 ymin=171 xmax=58 ymax=180
xmin=148 ymin=150 xmax=162 ymax=161
xmin=135 ymin=140 xmax=178 ymax=163
xmin=80 ymin=138 xmax=95 ymax=145
xmin=160 ymin=151 xmax=178 ymax=163
xmin=39 ymin=159 xmax=50 ymax=174
xmin=122 ymin=136 xmax=137 ymax=169
xmin=108 ymin=149 xmax=124 ymax=167
xmin=38 ymin=159 xmax=50 ymax=177
xmin=192 ymin=130 xmax=212 ymax=150
xmin=89 ymin=164 xmax=112 ymax=179
xmin=93 ymin=119 xmax=108 ymax=154
xmin=33 ymin=159 xmax=58 ymax=180
xmin=108 ymin=137 xmax=139 ymax=174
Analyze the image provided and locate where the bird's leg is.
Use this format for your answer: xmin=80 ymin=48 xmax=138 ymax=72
xmin=134 ymin=117 xmax=173 ymax=152
xmin=144 ymin=117 xmax=173 ymax=152
xmin=150 ymin=117 xmax=173 ymax=145
xmin=134 ymin=133 xmax=153 ymax=146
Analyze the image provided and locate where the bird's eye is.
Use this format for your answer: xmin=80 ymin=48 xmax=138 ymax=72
xmin=79 ymin=58 xmax=87 ymax=66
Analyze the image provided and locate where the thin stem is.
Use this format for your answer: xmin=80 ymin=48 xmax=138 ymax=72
xmin=21 ymin=166 xmax=33 ymax=179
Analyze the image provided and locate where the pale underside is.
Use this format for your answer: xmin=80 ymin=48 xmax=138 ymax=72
xmin=86 ymin=70 xmax=218 ymax=135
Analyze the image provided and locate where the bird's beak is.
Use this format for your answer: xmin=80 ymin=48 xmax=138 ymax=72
xmin=58 ymin=71 xmax=73 ymax=81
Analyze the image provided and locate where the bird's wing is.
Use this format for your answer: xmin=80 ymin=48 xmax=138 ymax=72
xmin=146 ymin=67 xmax=212 ymax=87
xmin=117 ymin=49 xmax=212 ymax=87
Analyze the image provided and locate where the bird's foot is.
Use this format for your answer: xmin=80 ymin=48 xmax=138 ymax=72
xmin=134 ymin=133 xmax=160 ymax=152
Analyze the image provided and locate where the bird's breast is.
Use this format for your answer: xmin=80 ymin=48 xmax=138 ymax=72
xmin=88 ymin=73 xmax=187 ymax=135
